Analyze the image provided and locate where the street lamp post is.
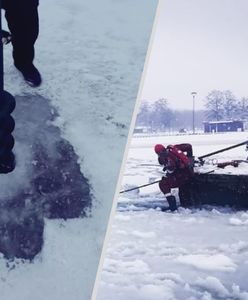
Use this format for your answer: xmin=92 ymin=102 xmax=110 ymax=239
xmin=191 ymin=92 xmax=197 ymax=134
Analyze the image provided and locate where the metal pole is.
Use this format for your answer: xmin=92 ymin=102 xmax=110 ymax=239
xmin=198 ymin=140 xmax=248 ymax=161
xmin=193 ymin=94 xmax=195 ymax=134
xmin=120 ymin=180 xmax=161 ymax=194
xmin=191 ymin=92 xmax=197 ymax=134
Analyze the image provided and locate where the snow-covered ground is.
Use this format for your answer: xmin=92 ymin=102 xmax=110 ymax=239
xmin=0 ymin=1 xmax=157 ymax=299
xmin=97 ymin=132 xmax=248 ymax=300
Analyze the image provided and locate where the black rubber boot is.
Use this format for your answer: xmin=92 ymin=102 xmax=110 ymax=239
xmin=166 ymin=195 xmax=177 ymax=211
xmin=15 ymin=64 xmax=42 ymax=87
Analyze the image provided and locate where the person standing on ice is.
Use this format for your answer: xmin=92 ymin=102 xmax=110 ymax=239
xmin=1 ymin=0 xmax=41 ymax=87
xmin=154 ymin=143 xmax=194 ymax=211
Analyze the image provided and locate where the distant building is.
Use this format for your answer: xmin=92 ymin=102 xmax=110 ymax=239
xmin=133 ymin=126 xmax=148 ymax=134
xmin=203 ymin=120 xmax=244 ymax=133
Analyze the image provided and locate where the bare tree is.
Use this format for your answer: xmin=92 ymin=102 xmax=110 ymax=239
xmin=222 ymin=90 xmax=237 ymax=119
xmin=136 ymin=98 xmax=174 ymax=131
xmin=205 ymin=90 xmax=225 ymax=121
xmin=151 ymin=98 xmax=174 ymax=131
xmin=236 ymin=97 xmax=248 ymax=120
xmin=136 ymin=101 xmax=152 ymax=126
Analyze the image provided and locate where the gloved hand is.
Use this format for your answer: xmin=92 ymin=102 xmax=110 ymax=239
xmin=188 ymin=156 xmax=195 ymax=168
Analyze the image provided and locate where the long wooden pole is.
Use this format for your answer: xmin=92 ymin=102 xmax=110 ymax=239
xmin=199 ymin=140 xmax=248 ymax=162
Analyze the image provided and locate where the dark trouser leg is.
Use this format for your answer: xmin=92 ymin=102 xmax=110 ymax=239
xmin=3 ymin=1 xmax=39 ymax=68
xmin=179 ymin=184 xmax=192 ymax=207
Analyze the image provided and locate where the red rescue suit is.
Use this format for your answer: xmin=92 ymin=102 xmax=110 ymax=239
xmin=155 ymin=143 xmax=194 ymax=208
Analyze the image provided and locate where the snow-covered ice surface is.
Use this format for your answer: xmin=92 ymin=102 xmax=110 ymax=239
xmin=0 ymin=1 xmax=157 ymax=299
xmin=97 ymin=132 xmax=248 ymax=300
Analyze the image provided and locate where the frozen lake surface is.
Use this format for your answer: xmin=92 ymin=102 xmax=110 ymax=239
xmin=98 ymin=132 xmax=248 ymax=300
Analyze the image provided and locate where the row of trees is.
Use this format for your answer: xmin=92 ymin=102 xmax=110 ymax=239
xmin=136 ymin=90 xmax=248 ymax=131
xmin=136 ymin=99 xmax=204 ymax=131
xmin=205 ymin=90 xmax=248 ymax=121
xmin=136 ymin=98 xmax=173 ymax=131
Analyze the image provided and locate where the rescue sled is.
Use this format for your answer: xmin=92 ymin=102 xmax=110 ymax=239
xmin=190 ymin=172 xmax=248 ymax=208
xmin=190 ymin=140 xmax=248 ymax=208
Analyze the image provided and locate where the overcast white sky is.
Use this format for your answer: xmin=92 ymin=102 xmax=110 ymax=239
xmin=141 ymin=0 xmax=248 ymax=110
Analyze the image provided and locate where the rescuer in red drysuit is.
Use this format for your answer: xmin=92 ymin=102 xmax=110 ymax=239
xmin=154 ymin=143 xmax=194 ymax=211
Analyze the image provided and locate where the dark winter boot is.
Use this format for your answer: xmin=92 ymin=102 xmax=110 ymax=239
xmin=15 ymin=63 xmax=42 ymax=87
xmin=166 ymin=195 xmax=177 ymax=211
